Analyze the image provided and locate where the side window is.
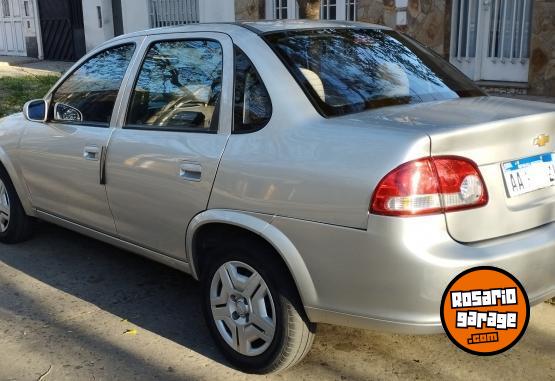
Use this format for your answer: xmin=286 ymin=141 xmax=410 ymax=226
xmin=233 ymin=47 xmax=272 ymax=133
xmin=126 ymin=40 xmax=223 ymax=132
xmin=52 ymin=44 xmax=135 ymax=126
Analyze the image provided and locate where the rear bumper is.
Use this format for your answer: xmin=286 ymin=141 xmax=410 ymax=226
xmin=271 ymin=215 xmax=555 ymax=334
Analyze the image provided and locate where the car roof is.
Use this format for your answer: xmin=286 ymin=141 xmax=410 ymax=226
xmin=107 ymin=20 xmax=389 ymax=44
xmin=240 ymin=19 xmax=390 ymax=34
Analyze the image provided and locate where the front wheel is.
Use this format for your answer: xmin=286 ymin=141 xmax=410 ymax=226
xmin=202 ymin=242 xmax=315 ymax=374
xmin=0 ymin=168 xmax=33 ymax=244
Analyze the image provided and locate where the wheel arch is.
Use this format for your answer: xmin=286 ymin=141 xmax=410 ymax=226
xmin=0 ymin=147 xmax=34 ymax=216
xmin=186 ymin=209 xmax=318 ymax=308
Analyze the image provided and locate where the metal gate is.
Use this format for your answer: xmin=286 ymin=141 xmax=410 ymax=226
xmin=0 ymin=0 xmax=25 ymax=56
xmin=149 ymin=0 xmax=199 ymax=27
xmin=450 ymin=0 xmax=533 ymax=82
xmin=37 ymin=0 xmax=85 ymax=61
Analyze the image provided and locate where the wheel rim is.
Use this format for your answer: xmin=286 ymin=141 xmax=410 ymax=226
xmin=210 ymin=261 xmax=277 ymax=357
xmin=0 ymin=179 xmax=10 ymax=233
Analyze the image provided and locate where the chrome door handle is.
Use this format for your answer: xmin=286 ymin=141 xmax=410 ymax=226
xmin=84 ymin=146 xmax=100 ymax=161
xmin=179 ymin=162 xmax=202 ymax=182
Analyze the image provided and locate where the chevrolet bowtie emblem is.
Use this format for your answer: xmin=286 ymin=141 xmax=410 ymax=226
xmin=533 ymin=134 xmax=550 ymax=147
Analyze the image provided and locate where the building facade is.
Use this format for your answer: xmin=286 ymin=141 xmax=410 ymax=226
xmin=0 ymin=0 xmax=552 ymax=95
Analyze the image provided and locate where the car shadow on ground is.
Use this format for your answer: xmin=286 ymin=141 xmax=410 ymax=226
xmin=0 ymin=222 xmax=226 ymax=364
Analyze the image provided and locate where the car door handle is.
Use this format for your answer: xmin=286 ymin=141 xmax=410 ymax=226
xmin=84 ymin=146 xmax=100 ymax=161
xmin=179 ymin=162 xmax=202 ymax=182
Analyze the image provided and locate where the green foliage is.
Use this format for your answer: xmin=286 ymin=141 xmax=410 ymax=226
xmin=0 ymin=76 xmax=58 ymax=118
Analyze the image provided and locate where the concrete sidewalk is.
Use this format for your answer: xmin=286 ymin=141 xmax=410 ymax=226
xmin=0 ymin=56 xmax=74 ymax=77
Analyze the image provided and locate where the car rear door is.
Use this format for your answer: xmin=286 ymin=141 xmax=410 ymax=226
xmin=105 ymin=32 xmax=233 ymax=260
xmin=18 ymin=39 xmax=141 ymax=234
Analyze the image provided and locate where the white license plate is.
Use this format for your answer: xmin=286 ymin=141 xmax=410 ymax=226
xmin=502 ymin=153 xmax=555 ymax=197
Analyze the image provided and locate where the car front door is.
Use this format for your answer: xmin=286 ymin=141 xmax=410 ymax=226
xmin=18 ymin=40 xmax=140 ymax=234
xmin=105 ymin=33 xmax=233 ymax=260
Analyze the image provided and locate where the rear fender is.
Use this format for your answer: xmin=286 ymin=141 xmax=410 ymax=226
xmin=186 ymin=209 xmax=318 ymax=307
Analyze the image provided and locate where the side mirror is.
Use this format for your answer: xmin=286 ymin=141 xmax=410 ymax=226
xmin=23 ymin=99 xmax=48 ymax=122
xmin=167 ymin=111 xmax=205 ymax=127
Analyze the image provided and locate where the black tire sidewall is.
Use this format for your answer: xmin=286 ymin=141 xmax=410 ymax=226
xmin=0 ymin=168 xmax=17 ymax=241
xmin=201 ymin=242 xmax=295 ymax=373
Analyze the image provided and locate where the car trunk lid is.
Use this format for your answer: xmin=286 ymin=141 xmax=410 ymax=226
xmin=355 ymin=96 xmax=555 ymax=242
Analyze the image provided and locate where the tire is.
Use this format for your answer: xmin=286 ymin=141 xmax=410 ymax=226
xmin=0 ymin=166 xmax=33 ymax=244
xmin=201 ymin=239 xmax=316 ymax=374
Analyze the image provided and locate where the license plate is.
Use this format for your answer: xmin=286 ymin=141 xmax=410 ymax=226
xmin=502 ymin=153 xmax=555 ymax=197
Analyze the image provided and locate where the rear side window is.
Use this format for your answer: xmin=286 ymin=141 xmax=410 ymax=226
xmin=52 ymin=44 xmax=135 ymax=126
xmin=233 ymin=47 xmax=272 ymax=133
xmin=126 ymin=40 xmax=223 ymax=132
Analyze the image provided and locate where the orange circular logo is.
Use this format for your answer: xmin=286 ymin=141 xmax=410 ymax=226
xmin=441 ymin=266 xmax=530 ymax=356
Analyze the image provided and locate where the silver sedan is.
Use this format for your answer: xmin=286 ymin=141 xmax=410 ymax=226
xmin=0 ymin=20 xmax=554 ymax=373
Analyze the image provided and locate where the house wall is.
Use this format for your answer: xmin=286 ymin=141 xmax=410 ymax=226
xmin=529 ymin=0 xmax=555 ymax=96
xmin=82 ymin=0 xmax=115 ymax=51
xmin=357 ymin=0 xmax=393 ymax=27
xmin=0 ymin=0 xmax=39 ymax=57
xmin=24 ymin=0 xmax=41 ymax=58
xmin=120 ymin=0 xmax=150 ymax=34
xmin=199 ymin=0 xmax=235 ymax=22
xmin=357 ymin=0 xmax=450 ymax=57
xmin=242 ymin=0 xmax=450 ymax=56
xmin=75 ymin=0 xmax=551 ymax=96
xmin=405 ymin=0 xmax=450 ymax=57
xmin=236 ymin=0 xmax=265 ymax=20
xmin=297 ymin=0 xmax=320 ymax=18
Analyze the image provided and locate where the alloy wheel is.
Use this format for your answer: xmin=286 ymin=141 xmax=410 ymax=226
xmin=209 ymin=261 xmax=277 ymax=357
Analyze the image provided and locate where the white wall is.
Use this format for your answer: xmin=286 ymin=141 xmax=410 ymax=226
xmin=120 ymin=0 xmax=150 ymax=33
xmin=83 ymin=0 xmax=115 ymax=51
xmin=82 ymin=0 xmax=235 ymax=51
xmin=199 ymin=0 xmax=235 ymax=22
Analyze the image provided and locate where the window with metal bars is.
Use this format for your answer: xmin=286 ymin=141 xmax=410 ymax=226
xmin=274 ymin=0 xmax=288 ymax=19
xmin=346 ymin=0 xmax=357 ymax=21
xmin=149 ymin=0 xmax=199 ymax=28
xmin=1 ymin=0 xmax=10 ymax=17
xmin=320 ymin=0 xmax=337 ymax=20
xmin=487 ymin=0 xmax=532 ymax=60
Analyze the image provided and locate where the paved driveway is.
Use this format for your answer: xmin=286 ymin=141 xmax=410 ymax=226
xmin=0 ymin=222 xmax=553 ymax=381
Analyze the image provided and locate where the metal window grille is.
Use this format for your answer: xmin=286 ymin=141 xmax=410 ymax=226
xmin=487 ymin=0 xmax=532 ymax=61
xmin=2 ymin=0 xmax=10 ymax=17
xmin=320 ymin=0 xmax=337 ymax=20
xmin=274 ymin=0 xmax=287 ymax=19
xmin=149 ymin=0 xmax=199 ymax=28
xmin=346 ymin=0 xmax=356 ymax=21
xmin=453 ymin=0 xmax=532 ymax=61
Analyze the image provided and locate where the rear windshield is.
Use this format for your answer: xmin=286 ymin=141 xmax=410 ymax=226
xmin=264 ymin=28 xmax=485 ymax=116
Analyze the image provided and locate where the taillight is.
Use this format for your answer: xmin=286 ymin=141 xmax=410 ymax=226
xmin=370 ymin=156 xmax=488 ymax=216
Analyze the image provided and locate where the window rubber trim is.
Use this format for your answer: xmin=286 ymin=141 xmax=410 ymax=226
xmin=231 ymin=45 xmax=273 ymax=134
xmin=49 ymin=42 xmax=137 ymax=125
xmin=122 ymin=38 xmax=224 ymax=134
xmin=260 ymin=29 xmax=486 ymax=119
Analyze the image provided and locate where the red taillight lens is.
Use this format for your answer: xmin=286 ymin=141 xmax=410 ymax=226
xmin=370 ymin=156 xmax=488 ymax=217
